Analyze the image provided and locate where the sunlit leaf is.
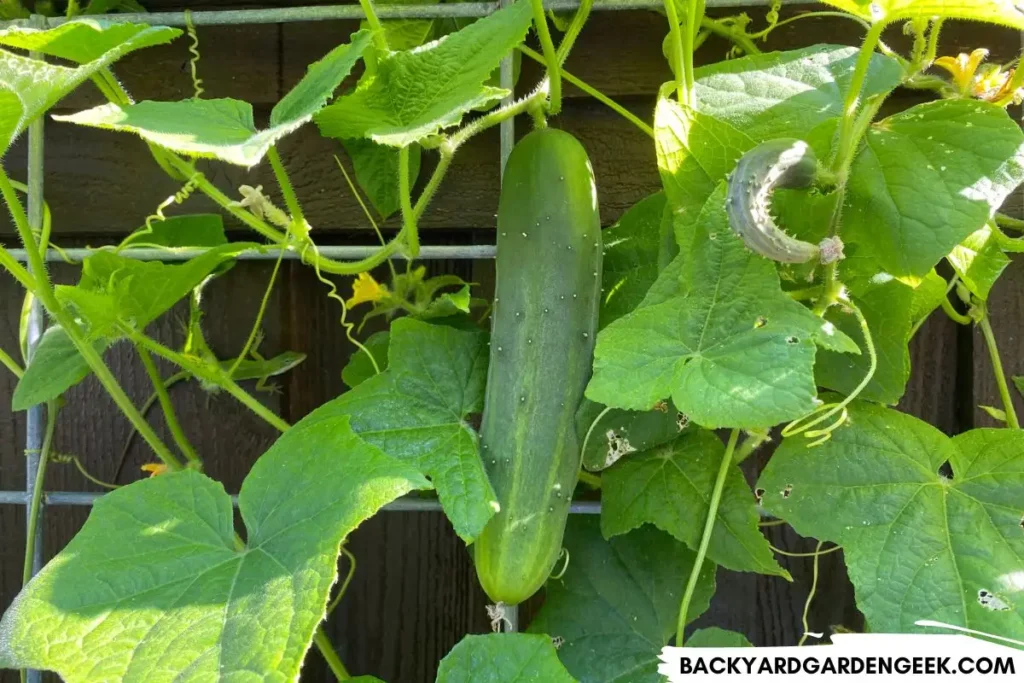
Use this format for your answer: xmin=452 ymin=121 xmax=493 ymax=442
xmin=821 ymin=0 xmax=1024 ymax=28
xmin=0 ymin=19 xmax=177 ymax=64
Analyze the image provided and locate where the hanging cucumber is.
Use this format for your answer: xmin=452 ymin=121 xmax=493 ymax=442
xmin=474 ymin=128 xmax=602 ymax=606
xmin=726 ymin=138 xmax=844 ymax=264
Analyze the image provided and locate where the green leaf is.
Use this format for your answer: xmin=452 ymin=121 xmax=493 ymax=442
xmin=601 ymin=192 xmax=668 ymax=329
xmin=910 ymin=269 xmax=948 ymax=328
xmin=576 ymin=398 xmax=683 ymax=471
xmin=119 ymin=214 xmax=227 ymax=249
xmin=0 ymin=19 xmax=178 ymax=63
xmin=586 ymin=184 xmax=857 ymax=429
xmin=55 ymin=243 xmax=252 ymax=338
xmin=948 ymin=223 xmax=1011 ymax=302
xmin=1014 ymin=376 xmax=1024 ymax=398
xmin=601 ymin=430 xmax=788 ymax=578
xmin=844 ymin=100 xmax=1024 ymax=280
xmin=686 ymin=628 xmax=753 ymax=648
xmin=820 ymin=0 xmax=1024 ymax=28
xmin=315 ymin=0 xmax=531 ymax=147
xmin=528 ymin=517 xmax=716 ymax=683
xmin=695 ymin=45 xmax=901 ymax=147
xmin=0 ymin=417 xmax=431 ymax=680
xmin=816 ymin=275 xmax=913 ymax=405
xmin=12 ymin=325 xmax=106 ymax=410
xmin=342 ymin=330 xmax=391 ymax=389
xmin=55 ymin=32 xmax=371 ymax=166
xmin=978 ymin=405 xmax=1007 ymax=423
xmin=759 ymin=403 xmax=1024 ymax=636
xmin=0 ymin=23 xmax=179 ymax=155
xmin=307 ymin=318 xmax=495 ymax=541
xmin=341 ymin=137 xmax=422 ymax=219
xmin=436 ymin=633 xmax=577 ymax=683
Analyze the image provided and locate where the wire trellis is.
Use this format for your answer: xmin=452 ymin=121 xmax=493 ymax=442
xmin=0 ymin=0 xmax=773 ymax=665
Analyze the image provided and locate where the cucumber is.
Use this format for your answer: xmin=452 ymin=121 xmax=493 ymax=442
xmin=474 ymin=128 xmax=602 ymax=605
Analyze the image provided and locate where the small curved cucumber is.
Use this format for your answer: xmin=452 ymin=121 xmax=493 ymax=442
xmin=473 ymin=128 xmax=602 ymax=605
xmin=726 ymin=139 xmax=826 ymax=264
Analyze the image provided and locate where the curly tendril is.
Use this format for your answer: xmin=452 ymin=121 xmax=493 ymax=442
xmin=184 ymin=9 xmax=205 ymax=99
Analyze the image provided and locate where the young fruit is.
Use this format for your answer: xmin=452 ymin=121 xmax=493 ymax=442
xmin=473 ymin=128 xmax=602 ymax=605
xmin=726 ymin=138 xmax=837 ymax=264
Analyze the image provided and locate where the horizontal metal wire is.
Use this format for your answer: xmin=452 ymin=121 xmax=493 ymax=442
xmin=3 ymin=0 xmax=773 ymax=28
xmin=6 ymin=244 xmax=496 ymax=263
xmin=0 ymin=489 xmax=601 ymax=513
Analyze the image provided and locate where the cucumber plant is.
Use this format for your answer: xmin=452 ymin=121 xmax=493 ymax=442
xmin=0 ymin=0 xmax=1022 ymax=681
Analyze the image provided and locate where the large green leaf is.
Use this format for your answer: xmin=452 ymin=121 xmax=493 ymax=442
xmin=0 ymin=19 xmax=176 ymax=64
xmin=844 ymin=100 xmax=1024 ymax=280
xmin=759 ymin=403 xmax=1024 ymax=636
xmin=307 ymin=318 xmax=495 ymax=541
xmin=694 ymin=45 xmax=901 ymax=148
xmin=0 ymin=417 xmax=431 ymax=680
xmin=586 ymin=184 xmax=858 ymax=429
xmin=528 ymin=517 xmax=716 ymax=683
xmin=601 ymin=192 xmax=668 ymax=329
xmin=315 ymin=0 xmax=531 ymax=147
xmin=11 ymin=325 xmax=106 ymax=410
xmin=821 ymin=0 xmax=1024 ymax=28
xmin=436 ymin=634 xmax=577 ymax=683
xmin=55 ymin=244 xmax=252 ymax=338
xmin=55 ymin=32 xmax=371 ymax=166
xmin=0 ymin=23 xmax=179 ymax=155
xmin=601 ymin=430 xmax=788 ymax=578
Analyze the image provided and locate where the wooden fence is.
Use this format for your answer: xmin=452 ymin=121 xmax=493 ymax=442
xmin=0 ymin=2 xmax=1021 ymax=680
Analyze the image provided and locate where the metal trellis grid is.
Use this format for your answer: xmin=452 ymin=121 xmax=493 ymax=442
xmin=0 ymin=0 xmax=772 ymax=659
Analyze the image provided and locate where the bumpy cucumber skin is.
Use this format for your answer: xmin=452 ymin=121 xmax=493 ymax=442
xmin=474 ymin=128 xmax=602 ymax=605
xmin=725 ymin=138 xmax=821 ymax=264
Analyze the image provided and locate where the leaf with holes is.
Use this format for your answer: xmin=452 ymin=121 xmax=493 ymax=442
xmin=600 ymin=192 xmax=668 ymax=329
xmin=307 ymin=318 xmax=495 ymax=541
xmin=12 ymin=325 xmax=106 ymax=410
xmin=759 ymin=403 xmax=1024 ymax=636
xmin=314 ymin=0 xmax=531 ymax=147
xmin=601 ymin=429 xmax=788 ymax=578
xmin=576 ymin=398 xmax=682 ymax=472
xmin=528 ymin=517 xmax=716 ymax=683
xmin=0 ymin=23 xmax=179 ymax=155
xmin=820 ymin=0 xmax=1024 ymax=27
xmin=436 ymin=633 xmax=577 ymax=683
xmin=0 ymin=417 xmax=430 ymax=680
xmin=54 ymin=31 xmax=371 ymax=166
xmin=586 ymin=183 xmax=858 ymax=429
xmin=843 ymin=100 xmax=1024 ymax=281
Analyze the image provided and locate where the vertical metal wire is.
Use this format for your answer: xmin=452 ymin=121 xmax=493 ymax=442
xmin=497 ymin=0 xmax=517 ymax=634
xmin=23 ymin=15 xmax=46 ymax=683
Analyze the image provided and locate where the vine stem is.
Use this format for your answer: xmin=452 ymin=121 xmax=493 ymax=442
xmin=555 ymin=0 xmax=593 ymax=65
xmin=675 ymin=428 xmax=739 ymax=646
xmin=137 ymin=347 xmax=201 ymax=465
xmin=681 ymin=0 xmax=703 ymax=108
xmin=128 ymin=332 xmax=292 ymax=433
xmin=314 ymin=627 xmax=351 ymax=680
xmin=0 ymin=165 xmax=183 ymax=469
xmin=519 ymin=46 xmax=653 ymax=138
xmin=733 ymin=429 xmax=769 ymax=464
xmin=398 ymin=146 xmax=418 ymax=256
xmin=577 ymin=470 xmax=602 ymax=489
xmin=267 ymin=145 xmax=306 ymax=227
xmin=663 ymin=0 xmax=686 ymax=105
xmin=833 ymin=21 xmax=885 ymax=180
xmin=358 ymin=0 xmax=388 ymax=53
xmin=797 ymin=540 xmax=825 ymax=646
xmin=979 ymin=312 xmax=1020 ymax=429
xmin=530 ymin=0 xmax=561 ymax=115
xmin=0 ymin=345 xmax=24 ymax=378
xmin=22 ymin=400 xmax=56 ymax=585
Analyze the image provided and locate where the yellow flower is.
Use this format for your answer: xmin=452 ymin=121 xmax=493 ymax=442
xmin=346 ymin=271 xmax=388 ymax=308
xmin=934 ymin=48 xmax=990 ymax=94
xmin=141 ymin=463 xmax=169 ymax=477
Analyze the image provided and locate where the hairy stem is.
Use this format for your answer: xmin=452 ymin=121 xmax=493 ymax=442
xmin=314 ymin=627 xmax=351 ymax=680
xmin=996 ymin=212 xmax=1024 ymax=232
xmin=137 ymin=347 xmax=200 ymax=465
xmin=555 ymin=0 xmax=593 ymax=65
xmin=358 ymin=0 xmax=388 ymax=53
xmin=681 ymin=0 xmax=704 ymax=107
xmin=530 ymin=0 xmax=562 ymax=114
xmin=267 ymin=145 xmax=306 ymax=227
xmin=834 ymin=21 xmax=885 ymax=178
xmin=700 ymin=16 xmax=761 ymax=55
xmin=519 ymin=46 xmax=653 ymax=138
xmin=675 ymin=428 xmax=739 ymax=646
xmin=398 ymin=146 xmax=419 ymax=256
xmin=23 ymin=400 xmax=56 ymax=585
xmin=0 ymin=165 xmax=182 ymax=469
xmin=663 ymin=0 xmax=686 ymax=104
xmin=979 ymin=312 xmax=1020 ymax=429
